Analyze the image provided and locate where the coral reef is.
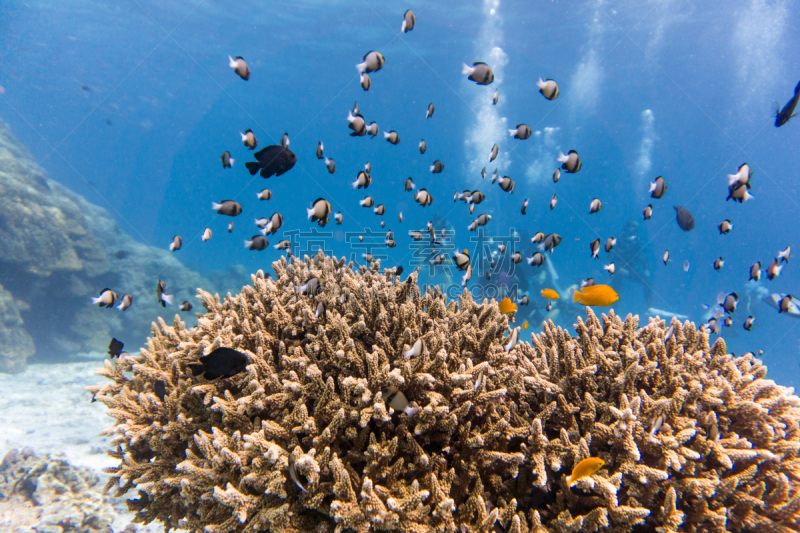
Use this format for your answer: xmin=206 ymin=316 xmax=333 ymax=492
xmin=0 ymin=447 xmax=117 ymax=533
xmin=0 ymin=117 xmax=246 ymax=370
xmin=91 ymin=253 xmax=800 ymax=533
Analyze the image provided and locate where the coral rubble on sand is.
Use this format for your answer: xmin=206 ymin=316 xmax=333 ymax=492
xmin=90 ymin=253 xmax=800 ymax=532
xmin=0 ymin=447 xmax=117 ymax=533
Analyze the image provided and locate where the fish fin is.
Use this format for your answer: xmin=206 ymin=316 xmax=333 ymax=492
xmin=188 ymin=364 xmax=205 ymax=376
xmin=228 ymin=55 xmax=236 ymax=67
xmin=573 ymin=290 xmax=583 ymax=303
xmin=229 ymin=158 xmax=234 ymax=166
xmin=461 ymin=63 xmax=474 ymax=75
xmin=508 ymin=129 xmax=516 ymax=136
xmin=355 ymin=61 xmax=367 ymax=73
xmin=244 ymin=240 xmax=252 ymax=248
xmin=161 ymin=294 xmax=174 ymax=306
xmin=244 ymin=162 xmax=260 ymax=176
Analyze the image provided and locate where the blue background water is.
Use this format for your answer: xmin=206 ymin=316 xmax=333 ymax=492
xmin=1 ymin=0 xmax=798 ymax=385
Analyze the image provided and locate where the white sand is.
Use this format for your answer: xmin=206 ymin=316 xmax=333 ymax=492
xmin=0 ymin=356 xmax=119 ymax=471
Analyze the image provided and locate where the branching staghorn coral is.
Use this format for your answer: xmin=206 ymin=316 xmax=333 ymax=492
xmin=88 ymin=252 xmax=800 ymax=533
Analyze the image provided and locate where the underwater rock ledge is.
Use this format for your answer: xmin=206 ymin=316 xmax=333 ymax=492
xmin=0 ymin=117 xmax=245 ymax=370
xmin=90 ymin=252 xmax=800 ymax=533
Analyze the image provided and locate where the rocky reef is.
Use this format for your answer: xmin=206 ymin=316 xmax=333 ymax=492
xmin=90 ymin=253 xmax=800 ymax=532
xmin=0 ymin=117 xmax=246 ymax=372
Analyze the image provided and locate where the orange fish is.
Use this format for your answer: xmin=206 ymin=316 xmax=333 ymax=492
xmin=499 ymin=297 xmax=517 ymax=314
xmin=522 ymin=321 xmax=529 ymax=330
xmin=567 ymin=457 xmax=605 ymax=485
xmin=573 ymin=284 xmax=619 ymax=306
xmin=541 ymin=288 xmax=559 ymax=300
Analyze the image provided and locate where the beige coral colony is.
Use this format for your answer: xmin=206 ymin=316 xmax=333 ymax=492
xmin=88 ymin=252 xmax=800 ymax=533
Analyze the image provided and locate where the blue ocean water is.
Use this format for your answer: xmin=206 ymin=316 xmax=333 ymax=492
xmin=0 ymin=0 xmax=798 ymax=386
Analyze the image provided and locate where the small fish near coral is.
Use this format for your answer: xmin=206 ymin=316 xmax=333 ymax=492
xmin=567 ymin=457 xmax=605 ymax=486
xmin=188 ymin=347 xmax=248 ymax=380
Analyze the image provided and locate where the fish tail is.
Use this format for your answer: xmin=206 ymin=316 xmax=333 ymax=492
xmin=355 ymin=61 xmax=366 ymax=73
xmin=211 ymin=202 xmax=221 ymax=211
xmin=244 ymin=162 xmax=260 ymax=176
xmin=90 ymin=296 xmax=102 ymax=305
xmin=244 ymin=240 xmax=252 ymax=248
xmin=573 ymin=290 xmax=584 ymax=303
xmin=461 ymin=63 xmax=473 ymax=75
xmin=161 ymin=293 xmax=174 ymax=306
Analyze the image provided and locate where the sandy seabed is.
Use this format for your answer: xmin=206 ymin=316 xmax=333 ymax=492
xmin=0 ymin=356 xmax=168 ymax=532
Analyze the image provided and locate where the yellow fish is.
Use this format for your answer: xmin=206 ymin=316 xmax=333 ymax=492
xmin=567 ymin=457 xmax=605 ymax=485
xmin=523 ymin=321 xmax=529 ymax=330
xmin=541 ymin=288 xmax=559 ymax=300
xmin=498 ymin=297 xmax=517 ymax=314
xmin=573 ymin=284 xmax=619 ymax=306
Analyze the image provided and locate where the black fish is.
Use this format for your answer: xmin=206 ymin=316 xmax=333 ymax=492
xmin=673 ymin=206 xmax=695 ymax=231
xmin=108 ymin=338 xmax=123 ymax=358
xmin=154 ymin=380 xmax=166 ymax=401
xmin=396 ymin=266 xmax=404 ymax=277
xmin=245 ymin=145 xmax=297 ymax=178
xmin=775 ymin=80 xmax=800 ymax=127
xmin=188 ymin=347 xmax=248 ymax=379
